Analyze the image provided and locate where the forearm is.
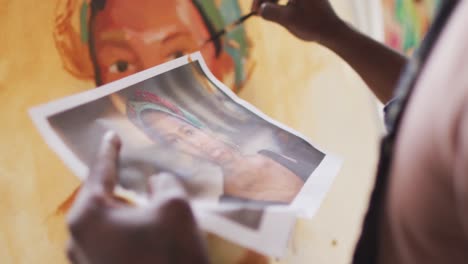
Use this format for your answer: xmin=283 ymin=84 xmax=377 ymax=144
xmin=320 ymin=19 xmax=408 ymax=103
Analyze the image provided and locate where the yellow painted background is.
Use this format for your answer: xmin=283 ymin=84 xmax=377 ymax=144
xmin=0 ymin=1 xmax=380 ymax=263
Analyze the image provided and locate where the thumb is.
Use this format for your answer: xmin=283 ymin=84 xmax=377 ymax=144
xmin=148 ymin=173 xmax=191 ymax=222
xmin=259 ymin=2 xmax=291 ymax=26
xmin=87 ymin=131 xmax=121 ymax=195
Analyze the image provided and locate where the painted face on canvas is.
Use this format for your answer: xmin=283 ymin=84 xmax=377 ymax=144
xmin=91 ymin=0 xmax=220 ymax=84
xmin=140 ymin=110 xmax=237 ymax=165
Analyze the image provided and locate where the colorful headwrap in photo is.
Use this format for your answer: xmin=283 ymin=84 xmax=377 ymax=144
xmin=127 ymin=90 xmax=205 ymax=137
xmin=53 ymin=0 xmax=251 ymax=89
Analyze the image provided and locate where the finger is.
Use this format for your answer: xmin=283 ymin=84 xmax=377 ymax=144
xmin=66 ymin=239 xmax=90 ymax=264
xmin=259 ymin=2 xmax=291 ymax=26
xmin=148 ymin=173 xmax=187 ymax=202
xmin=66 ymin=239 xmax=79 ymax=264
xmin=87 ymin=131 xmax=121 ymax=196
xmin=67 ymin=133 xmax=121 ymax=245
xmin=157 ymin=197 xmax=196 ymax=228
xmin=251 ymin=0 xmax=278 ymax=13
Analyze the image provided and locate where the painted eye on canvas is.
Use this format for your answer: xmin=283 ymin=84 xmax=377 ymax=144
xmin=168 ymin=51 xmax=185 ymax=60
xmin=109 ymin=60 xmax=135 ymax=73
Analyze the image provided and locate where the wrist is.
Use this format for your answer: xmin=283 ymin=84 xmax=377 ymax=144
xmin=316 ymin=17 xmax=350 ymax=49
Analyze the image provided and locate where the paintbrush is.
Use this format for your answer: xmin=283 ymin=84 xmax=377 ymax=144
xmin=203 ymin=11 xmax=256 ymax=45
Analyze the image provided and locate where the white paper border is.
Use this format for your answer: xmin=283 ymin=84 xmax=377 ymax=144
xmin=193 ymin=203 xmax=297 ymax=257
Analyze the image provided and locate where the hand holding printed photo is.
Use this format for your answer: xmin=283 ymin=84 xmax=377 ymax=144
xmin=29 ymin=52 xmax=341 ymax=257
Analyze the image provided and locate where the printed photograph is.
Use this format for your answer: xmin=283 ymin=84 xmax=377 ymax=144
xmin=42 ymin=57 xmax=325 ymax=206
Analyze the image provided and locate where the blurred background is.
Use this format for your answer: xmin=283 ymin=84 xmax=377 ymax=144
xmin=0 ymin=0 xmax=439 ymax=263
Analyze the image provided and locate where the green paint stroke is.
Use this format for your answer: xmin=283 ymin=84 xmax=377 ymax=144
xmin=219 ymin=0 xmax=249 ymax=86
xmin=392 ymin=0 xmax=441 ymax=53
xmin=194 ymin=0 xmax=251 ymax=88
xmin=80 ymin=2 xmax=89 ymax=43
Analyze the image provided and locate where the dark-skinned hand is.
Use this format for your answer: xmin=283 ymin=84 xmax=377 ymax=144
xmin=66 ymin=132 xmax=210 ymax=264
xmin=252 ymin=0 xmax=342 ymax=43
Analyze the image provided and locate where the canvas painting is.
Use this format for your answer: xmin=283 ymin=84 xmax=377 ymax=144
xmin=382 ymin=0 xmax=441 ymax=53
xmin=54 ymin=0 xmax=253 ymax=92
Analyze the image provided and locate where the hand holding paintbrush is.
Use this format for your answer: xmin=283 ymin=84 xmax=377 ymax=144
xmin=202 ymin=11 xmax=257 ymax=46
